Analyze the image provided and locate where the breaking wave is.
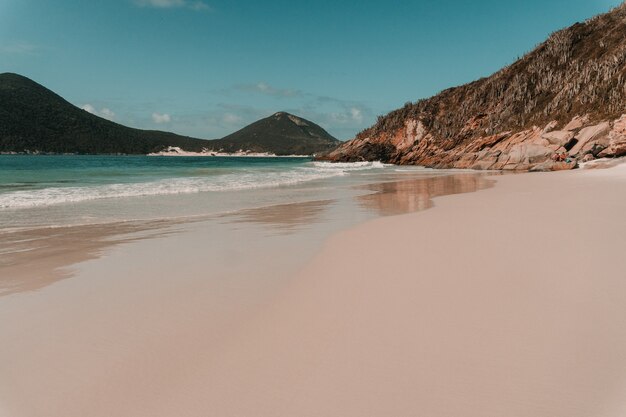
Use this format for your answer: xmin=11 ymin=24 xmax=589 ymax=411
xmin=0 ymin=160 xmax=390 ymax=209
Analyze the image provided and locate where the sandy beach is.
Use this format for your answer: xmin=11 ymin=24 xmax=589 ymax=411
xmin=4 ymin=1 xmax=626 ymax=416
xmin=1 ymin=164 xmax=625 ymax=417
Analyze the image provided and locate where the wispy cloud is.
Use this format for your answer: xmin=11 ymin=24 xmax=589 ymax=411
xmin=0 ymin=41 xmax=38 ymax=55
xmin=223 ymin=83 xmax=369 ymax=124
xmin=329 ymin=107 xmax=364 ymax=123
xmin=188 ymin=1 xmax=211 ymax=11
xmin=152 ymin=112 xmax=171 ymax=124
xmin=81 ymin=104 xmax=116 ymax=121
xmin=222 ymin=112 xmax=242 ymax=125
xmin=133 ymin=0 xmax=211 ymax=11
xmin=308 ymin=96 xmax=371 ymax=126
xmin=233 ymin=82 xmax=304 ymax=98
xmin=165 ymin=104 xmax=267 ymax=138
xmin=207 ymin=83 xmax=376 ymax=139
xmin=95 ymin=83 xmax=375 ymax=140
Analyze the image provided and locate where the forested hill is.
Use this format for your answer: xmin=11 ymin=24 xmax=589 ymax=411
xmin=0 ymin=73 xmax=341 ymax=155
xmin=208 ymin=112 xmax=341 ymax=156
xmin=0 ymin=73 xmax=210 ymax=154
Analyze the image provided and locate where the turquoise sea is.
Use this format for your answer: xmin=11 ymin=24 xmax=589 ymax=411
xmin=0 ymin=155 xmax=321 ymax=199
xmin=0 ymin=155 xmax=430 ymax=230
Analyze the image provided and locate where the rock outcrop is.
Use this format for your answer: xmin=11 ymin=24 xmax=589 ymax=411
xmin=321 ymin=3 xmax=626 ymax=171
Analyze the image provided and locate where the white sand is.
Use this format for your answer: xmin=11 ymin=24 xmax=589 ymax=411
xmin=1 ymin=165 xmax=625 ymax=417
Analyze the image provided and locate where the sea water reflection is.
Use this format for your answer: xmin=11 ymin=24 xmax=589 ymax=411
xmin=358 ymin=173 xmax=496 ymax=216
xmin=0 ymin=171 xmax=498 ymax=296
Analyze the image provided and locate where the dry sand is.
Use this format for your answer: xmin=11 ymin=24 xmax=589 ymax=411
xmin=1 ymin=165 xmax=625 ymax=417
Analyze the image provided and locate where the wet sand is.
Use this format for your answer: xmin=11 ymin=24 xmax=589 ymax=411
xmin=0 ymin=173 xmax=490 ymax=296
xmin=220 ymin=164 xmax=626 ymax=417
xmin=0 ymin=220 xmax=180 ymax=296
xmin=1 ymin=167 xmax=625 ymax=417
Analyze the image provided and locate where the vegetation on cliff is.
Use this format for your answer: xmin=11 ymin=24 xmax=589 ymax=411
xmin=324 ymin=3 xmax=626 ymax=170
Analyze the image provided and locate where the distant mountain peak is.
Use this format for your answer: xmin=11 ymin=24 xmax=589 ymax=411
xmin=210 ymin=112 xmax=340 ymax=155
xmin=0 ymin=75 xmax=341 ymax=155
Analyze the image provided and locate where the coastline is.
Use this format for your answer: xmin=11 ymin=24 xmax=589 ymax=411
xmin=0 ymin=164 xmax=625 ymax=416
xmin=0 ymin=169 xmax=493 ymax=295
xmin=146 ymin=147 xmax=314 ymax=157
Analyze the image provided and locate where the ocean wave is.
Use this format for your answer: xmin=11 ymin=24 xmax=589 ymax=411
xmin=0 ymin=168 xmax=345 ymax=209
xmin=0 ymin=160 xmax=398 ymax=209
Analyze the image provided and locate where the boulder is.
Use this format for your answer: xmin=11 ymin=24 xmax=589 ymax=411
xmin=568 ymin=122 xmax=611 ymax=156
xmin=506 ymin=143 xmax=553 ymax=164
xmin=529 ymin=160 xmax=576 ymax=172
xmin=563 ymin=115 xmax=589 ymax=131
xmin=551 ymin=161 xmax=578 ymax=171
xmin=529 ymin=161 xmax=554 ymax=172
xmin=541 ymin=120 xmax=559 ymax=134
xmin=470 ymin=159 xmax=497 ymax=170
xmin=541 ymin=130 xmax=575 ymax=146
xmin=598 ymin=115 xmax=626 ymax=157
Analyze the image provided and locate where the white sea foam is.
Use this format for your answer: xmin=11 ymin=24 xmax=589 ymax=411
xmin=311 ymin=161 xmax=389 ymax=169
xmin=0 ymin=161 xmax=390 ymax=209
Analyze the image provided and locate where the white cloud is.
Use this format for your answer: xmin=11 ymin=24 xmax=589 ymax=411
xmin=99 ymin=108 xmax=116 ymax=120
xmin=189 ymin=1 xmax=211 ymax=10
xmin=350 ymin=107 xmax=363 ymax=122
xmin=133 ymin=0 xmax=211 ymax=11
xmin=256 ymin=82 xmax=270 ymax=93
xmin=152 ymin=112 xmax=171 ymax=124
xmin=81 ymin=104 xmax=116 ymax=121
xmin=234 ymin=82 xmax=303 ymax=98
xmin=328 ymin=106 xmax=366 ymax=124
xmin=81 ymin=104 xmax=96 ymax=114
xmin=0 ymin=41 xmax=37 ymax=55
xmin=222 ymin=113 xmax=242 ymax=124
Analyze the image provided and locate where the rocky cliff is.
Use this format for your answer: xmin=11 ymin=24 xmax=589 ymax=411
xmin=321 ymin=3 xmax=626 ymax=170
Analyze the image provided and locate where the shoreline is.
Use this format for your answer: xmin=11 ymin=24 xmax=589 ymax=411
xmin=0 ymin=170 xmax=494 ymax=297
xmin=1 ymin=164 xmax=625 ymax=416
xmin=0 ymin=152 xmax=313 ymax=157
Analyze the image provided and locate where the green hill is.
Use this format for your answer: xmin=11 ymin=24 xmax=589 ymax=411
xmin=208 ymin=112 xmax=341 ymax=156
xmin=0 ymin=73 xmax=341 ymax=155
xmin=0 ymin=73 xmax=210 ymax=154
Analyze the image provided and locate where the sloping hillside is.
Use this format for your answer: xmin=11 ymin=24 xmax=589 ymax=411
xmin=0 ymin=73 xmax=210 ymax=154
xmin=321 ymin=3 xmax=626 ymax=170
xmin=0 ymin=74 xmax=340 ymax=156
xmin=207 ymin=112 xmax=340 ymax=156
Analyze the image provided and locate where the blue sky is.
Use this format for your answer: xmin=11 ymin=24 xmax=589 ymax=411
xmin=0 ymin=0 xmax=622 ymax=140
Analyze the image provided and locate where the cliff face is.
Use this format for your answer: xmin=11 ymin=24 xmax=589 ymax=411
xmin=323 ymin=4 xmax=626 ymax=170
